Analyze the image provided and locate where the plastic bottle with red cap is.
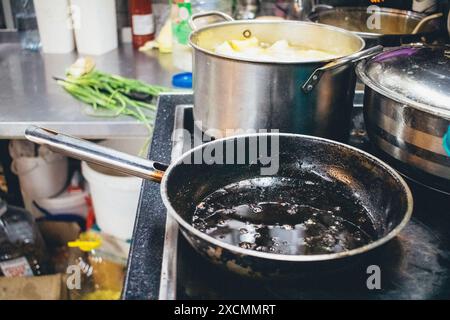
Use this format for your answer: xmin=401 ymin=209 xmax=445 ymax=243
xmin=129 ymin=0 xmax=155 ymax=49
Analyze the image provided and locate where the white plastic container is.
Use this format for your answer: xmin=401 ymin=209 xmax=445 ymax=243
xmin=81 ymin=139 xmax=148 ymax=240
xmin=11 ymin=147 xmax=68 ymax=200
xmin=71 ymin=0 xmax=118 ymax=55
xmin=34 ymin=190 xmax=89 ymax=218
xmin=33 ymin=0 xmax=75 ymax=53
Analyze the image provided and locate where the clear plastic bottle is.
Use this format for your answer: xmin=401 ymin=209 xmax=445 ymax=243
xmin=66 ymin=231 xmax=127 ymax=300
xmin=14 ymin=0 xmax=41 ymax=51
xmin=192 ymin=0 xmax=234 ymax=13
xmin=170 ymin=0 xmax=233 ymax=71
xmin=0 ymin=199 xmax=51 ymax=277
xmin=233 ymin=0 xmax=260 ymax=20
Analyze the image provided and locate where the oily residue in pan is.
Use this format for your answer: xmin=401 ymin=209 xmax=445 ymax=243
xmin=192 ymin=174 xmax=377 ymax=255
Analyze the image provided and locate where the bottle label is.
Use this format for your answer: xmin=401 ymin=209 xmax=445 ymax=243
xmin=0 ymin=257 xmax=34 ymax=277
xmin=172 ymin=2 xmax=192 ymax=45
xmin=132 ymin=14 xmax=155 ymax=36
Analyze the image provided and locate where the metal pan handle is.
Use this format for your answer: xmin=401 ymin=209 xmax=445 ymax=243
xmin=189 ymin=11 xmax=234 ymax=31
xmin=24 ymin=126 xmax=167 ymax=182
xmin=302 ymin=45 xmax=384 ymax=93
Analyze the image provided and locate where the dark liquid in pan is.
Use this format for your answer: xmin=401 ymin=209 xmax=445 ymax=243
xmin=192 ymin=176 xmax=377 ymax=255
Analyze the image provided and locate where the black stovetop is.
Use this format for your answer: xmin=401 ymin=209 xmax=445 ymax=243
xmin=123 ymin=93 xmax=450 ymax=300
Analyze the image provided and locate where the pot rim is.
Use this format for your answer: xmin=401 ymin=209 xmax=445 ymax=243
xmin=160 ymin=132 xmax=414 ymax=263
xmin=189 ymin=20 xmax=366 ymax=65
xmin=308 ymin=6 xmax=436 ymax=38
xmin=356 ymin=57 xmax=450 ymax=119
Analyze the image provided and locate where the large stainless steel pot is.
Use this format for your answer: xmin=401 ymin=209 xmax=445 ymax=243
xmin=308 ymin=6 xmax=443 ymax=48
xmin=188 ymin=11 xmax=382 ymax=141
xmin=356 ymin=45 xmax=450 ymax=194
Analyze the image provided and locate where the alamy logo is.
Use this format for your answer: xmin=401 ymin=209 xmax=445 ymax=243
xmin=172 ymin=123 xmax=280 ymax=176
xmin=69 ymin=5 xmax=81 ymax=30
xmin=366 ymin=265 xmax=381 ymax=290
xmin=66 ymin=261 xmax=93 ymax=290
xmin=366 ymin=5 xmax=382 ymax=31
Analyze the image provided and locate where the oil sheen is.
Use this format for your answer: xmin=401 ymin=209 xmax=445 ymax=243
xmin=192 ymin=176 xmax=376 ymax=255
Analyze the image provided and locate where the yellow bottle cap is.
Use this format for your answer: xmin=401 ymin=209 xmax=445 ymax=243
xmin=68 ymin=232 xmax=102 ymax=252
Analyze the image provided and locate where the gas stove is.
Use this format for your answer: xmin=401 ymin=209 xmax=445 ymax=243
xmin=123 ymin=93 xmax=450 ymax=300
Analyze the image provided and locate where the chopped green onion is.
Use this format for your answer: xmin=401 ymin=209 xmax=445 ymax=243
xmin=57 ymin=70 xmax=171 ymax=134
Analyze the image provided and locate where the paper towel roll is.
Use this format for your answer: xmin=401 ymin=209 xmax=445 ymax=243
xmin=34 ymin=0 xmax=75 ymax=53
xmin=71 ymin=0 xmax=118 ymax=55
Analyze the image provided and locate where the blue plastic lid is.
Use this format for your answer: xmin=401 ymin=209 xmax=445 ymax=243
xmin=444 ymin=126 xmax=450 ymax=156
xmin=172 ymin=72 xmax=192 ymax=88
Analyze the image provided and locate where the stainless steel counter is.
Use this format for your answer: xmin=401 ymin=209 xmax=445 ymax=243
xmin=0 ymin=43 xmax=180 ymax=139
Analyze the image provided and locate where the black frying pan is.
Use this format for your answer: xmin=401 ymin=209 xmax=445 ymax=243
xmin=25 ymin=126 xmax=413 ymax=278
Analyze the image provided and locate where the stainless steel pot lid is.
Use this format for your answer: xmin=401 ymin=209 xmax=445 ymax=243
xmin=356 ymin=45 xmax=450 ymax=118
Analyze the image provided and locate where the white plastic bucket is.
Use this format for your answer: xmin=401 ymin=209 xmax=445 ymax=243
xmin=81 ymin=139 xmax=148 ymax=240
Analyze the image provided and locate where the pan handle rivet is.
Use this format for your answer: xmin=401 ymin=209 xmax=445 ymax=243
xmin=243 ymin=30 xmax=251 ymax=38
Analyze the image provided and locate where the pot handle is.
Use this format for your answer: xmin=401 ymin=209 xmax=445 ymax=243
xmin=311 ymin=3 xmax=334 ymax=13
xmin=24 ymin=126 xmax=167 ymax=183
xmin=189 ymin=11 xmax=234 ymax=31
xmin=302 ymin=45 xmax=384 ymax=93
xmin=412 ymin=12 xmax=443 ymax=34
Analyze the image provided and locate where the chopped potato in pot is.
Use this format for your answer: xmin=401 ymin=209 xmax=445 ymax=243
xmin=214 ymin=37 xmax=337 ymax=62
